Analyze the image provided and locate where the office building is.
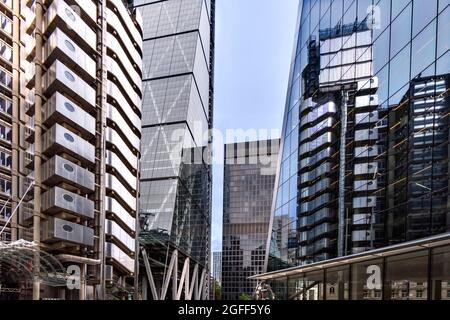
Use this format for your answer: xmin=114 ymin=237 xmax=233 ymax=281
xmin=0 ymin=0 xmax=19 ymax=248
xmin=257 ymin=0 xmax=450 ymax=300
xmin=0 ymin=0 xmax=142 ymax=300
xmin=211 ymin=251 xmax=221 ymax=300
xmin=133 ymin=0 xmax=215 ymax=300
xmin=212 ymin=251 xmax=222 ymax=284
xmin=222 ymin=139 xmax=279 ymax=300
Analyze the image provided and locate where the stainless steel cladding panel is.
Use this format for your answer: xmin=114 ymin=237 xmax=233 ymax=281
xmin=105 ymin=150 xmax=137 ymax=191
xmin=44 ymin=28 xmax=96 ymax=80
xmin=105 ymin=173 xmax=136 ymax=211
xmin=43 ymin=92 xmax=95 ymax=137
xmin=105 ymin=242 xmax=134 ymax=273
xmin=42 ymin=124 xmax=95 ymax=164
xmin=105 ymin=127 xmax=138 ymax=169
xmin=41 ymin=217 xmax=94 ymax=246
xmin=42 ymin=155 xmax=95 ymax=191
xmin=105 ymin=219 xmax=135 ymax=252
xmin=106 ymin=80 xmax=141 ymax=125
xmin=43 ymin=61 xmax=96 ymax=109
xmin=41 ymin=186 xmax=94 ymax=219
xmin=43 ymin=0 xmax=96 ymax=50
xmin=105 ymin=8 xmax=141 ymax=70
xmin=105 ymin=196 xmax=136 ymax=233
xmin=110 ymin=0 xmax=142 ymax=49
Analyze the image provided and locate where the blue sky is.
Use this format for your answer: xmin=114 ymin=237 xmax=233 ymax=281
xmin=211 ymin=0 xmax=299 ymax=252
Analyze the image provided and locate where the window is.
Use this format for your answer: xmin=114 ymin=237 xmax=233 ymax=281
xmin=303 ymin=271 xmax=324 ymax=300
xmin=431 ymin=246 xmax=450 ymax=300
xmin=413 ymin=0 xmax=437 ymax=37
xmin=0 ymin=150 xmax=11 ymax=168
xmin=64 ymin=40 xmax=75 ymax=52
xmin=326 ymin=266 xmax=349 ymax=300
xmin=385 ymin=251 xmax=428 ymax=300
xmin=64 ymin=71 xmax=75 ymax=82
xmin=0 ymin=68 xmax=11 ymax=89
xmin=390 ymin=3 xmax=412 ymax=58
xmin=65 ymin=8 xmax=76 ymax=22
xmin=64 ymin=102 xmax=75 ymax=112
xmin=351 ymin=259 xmax=383 ymax=300
xmin=0 ymin=123 xmax=11 ymax=141
xmin=0 ymin=178 xmax=11 ymax=195
xmin=62 ymin=224 xmax=73 ymax=232
xmin=411 ymin=20 xmax=437 ymax=79
xmin=63 ymin=163 xmax=74 ymax=173
xmin=64 ymin=132 xmax=75 ymax=143
xmin=0 ymin=96 xmax=11 ymax=115
xmin=389 ymin=45 xmax=411 ymax=105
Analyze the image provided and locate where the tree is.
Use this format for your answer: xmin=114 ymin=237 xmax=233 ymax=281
xmin=213 ymin=280 xmax=221 ymax=300
xmin=239 ymin=293 xmax=252 ymax=301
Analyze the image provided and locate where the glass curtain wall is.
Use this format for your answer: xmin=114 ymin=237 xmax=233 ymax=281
xmin=267 ymin=0 xmax=450 ymax=272
xmin=267 ymin=244 xmax=450 ymax=300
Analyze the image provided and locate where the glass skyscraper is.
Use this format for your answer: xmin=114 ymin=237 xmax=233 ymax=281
xmin=212 ymin=251 xmax=222 ymax=284
xmin=266 ymin=0 xmax=450 ymax=275
xmin=222 ymin=140 xmax=279 ymax=300
xmin=133 ymin=0 xmax=214 ymax=299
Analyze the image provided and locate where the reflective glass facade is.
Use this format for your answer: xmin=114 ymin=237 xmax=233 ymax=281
xmin=267 ymin=0 xmax=450 ymax=272
xmin=212 ymin=251 xmax=222 ymax=284
xmin=257 ymin=235 xmax=450 ymax=300
xmin=135 ymin=0 xmax=214 ymax=270
xmin=222 ymin=140 xmax=279 ymax=300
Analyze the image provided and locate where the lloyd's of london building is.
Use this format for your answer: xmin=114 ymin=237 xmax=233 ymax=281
xmin=253 ymin=0 xmax=450 ymax=300
xmin=0 ymin=0 xmax=143 ymax=300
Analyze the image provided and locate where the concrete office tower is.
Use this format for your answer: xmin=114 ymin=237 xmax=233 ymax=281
xmin=0 ymin=0 xmax=21 ymax=247
xmin=6 ymin=0 xmax=142 ymax=300
xmin=222 ymin=140 xmax=279 ymax=300
xmin=133 ymin=0 xmax=214 ymax=300
xmin=257 ymin=0 xmax=450 ymax=301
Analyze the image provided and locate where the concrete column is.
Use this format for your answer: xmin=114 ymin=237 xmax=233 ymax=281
xmin=79 ymin=264 xmax=86 ymax=300
xmin=11 ymin=0 xmax=21 ymax=242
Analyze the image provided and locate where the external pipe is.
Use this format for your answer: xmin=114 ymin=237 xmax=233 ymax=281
xmin=95 ymin=0 xmax=108 ymax=300
xmin=33 ymin=0 xmax=44 ymax=301
xmin=55 ymin=254 xmax=102 ymax=265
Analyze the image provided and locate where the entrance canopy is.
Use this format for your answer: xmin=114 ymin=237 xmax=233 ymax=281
xmin=0 ymin=240 xmax=67 ymax=287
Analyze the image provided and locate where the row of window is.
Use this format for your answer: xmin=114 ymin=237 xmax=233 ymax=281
xmin=270 ymin=245 xmax=450 ymax=300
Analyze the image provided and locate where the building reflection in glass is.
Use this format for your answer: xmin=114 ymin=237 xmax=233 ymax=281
xmin=267 ymin=0 xmax=450 ymax=272
xmin=260 ymin=240 xmax=450 ymax=300
xmin=139 ymin=145 xmax=212 ymax=265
